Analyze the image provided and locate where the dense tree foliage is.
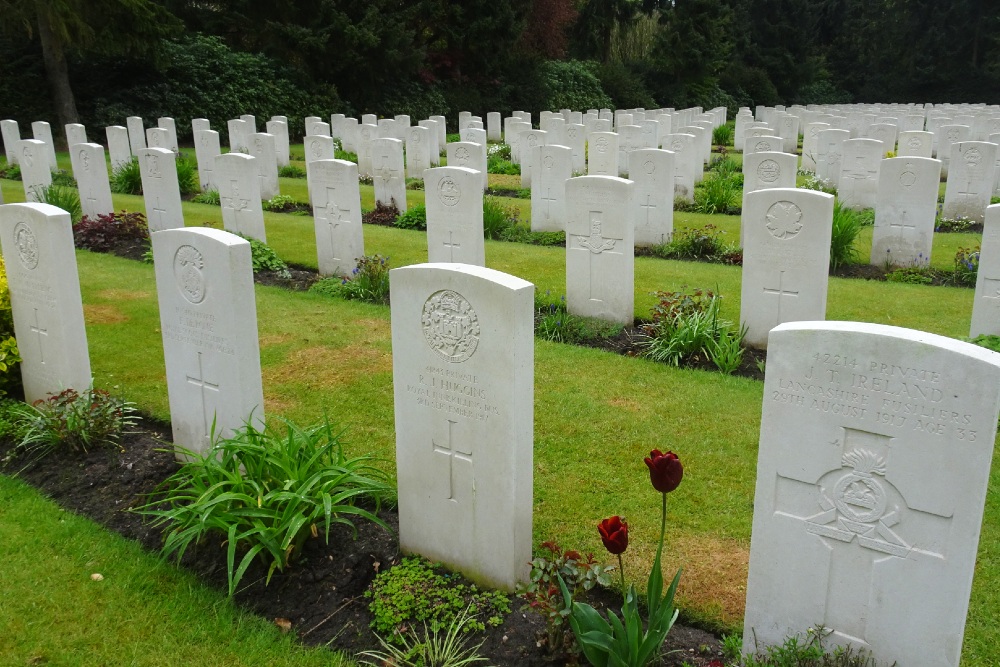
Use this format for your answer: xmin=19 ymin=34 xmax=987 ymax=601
xmin=2 ymin=0 xmax=999 ymax=137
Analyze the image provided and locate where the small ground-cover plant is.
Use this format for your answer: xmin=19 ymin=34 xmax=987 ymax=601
xmin=359 ymin=606 xmax=491 ymax=667
xmin=139 ymin=416 xmax=394 ymax=596
xmin=535 ymin=292 xmax=624 ymax=344
xmin=73 ymin=210 xmax=150 ymax=252
xmin=394 ymin=204 xmax=427 ymax=231
xmin=50 ymin=170 xmax=77 ymax=187
xmin=310 ymin=254 xmax=391 ymax=305
xmin=640 ymin=287 xmax=746 ymax=373
xmin=935 ymin=214 xmax=977 ymax=233
xmin=13 ymin=387 xmax=137 ymax=458
xmin=35 ymin=184 xmax=83 ymax=223
xmin=731 ymin=625 xmax=884 ymax=666
xmin=362 ymin=201 xmax=401 ymax=226
xmin=713 ymin=123 xmax=734 ymax=147
xmin=366 ymin=556 xmax=510 ymax=643
xmin=517 ymin=541 xmax=614 ymax=662
xmin=693 ymin=175 xmax=742 ymax=215
xmin=261 ymin=194 xmax=299 ymax=212
xmin=110 ymin=157 xmax=143 ymax=194
xmin=0 ymin=257 xmax=19 ymax=399
xmin=405 ymin=177 xmax=425 ymax=191
xmin=238 ymin=234 xmax=291 ymax=277
xmin=191 ymin=189 xmax=221 ymax=205
xmin=483 ymin=197 xmax=519 ymax=239
xmin=949 ymin=245 xmax=979 ymax=287
xmin=799 ymin=172 xmax=837 ymax=196
xmin=0 ymin=161 xmax=22 ymax=180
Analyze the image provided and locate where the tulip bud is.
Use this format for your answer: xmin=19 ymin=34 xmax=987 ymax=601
xmin=598 ymin=516 xmax=629 ymax=555
xmin=644 ymin=449 xmax=683 ymax=493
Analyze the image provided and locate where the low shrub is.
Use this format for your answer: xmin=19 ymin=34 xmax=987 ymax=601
xmin=487 ymin=155 xmax=520 ymax=175
xmin=110 ymin=157 xmax=143 ymax=195
xmin=885 ymin=266 xmax=935 ymax=285
xmin=693 ymin=175 xmax=742 ymax=215
xmin=310 ymin=254 xmax=391 ymax=305
xmin=394 ymin=205 xmax=427 ymax=231
xmin=175 ymin=155 xmax=199 ymax=195
xmin=949 ymin=245 xmax=980 ymax=287
xmin=0 ymin=162 xmax=22 ymax=180
xmin=238 ymin=234 xmax=290 ymax=277
xmin=191 ymin=190 xmax=221 ymax=205
xmin=261 ymin=194 xmax=297 ymax=212
xmin=971 ymin=334 xmax=1000 ymax=354
xmin=535 ymin=293 xmax=623 ymax=344
xmin=362 ymin=201 xmax=400 ymax=227
xmin=138 ymin=416 xmax=394 ymax=596
xmin=654 ymin=224 xmax=734 ymax=261
xmin=712 ymin=123 xmax=735 ymax=146
xmin=366 ymin=556 xmax=510 ymax=642
xmin=935 ymin=215 xmax=977 ymax=233
xmin=830 ymin=202 xmax=863 ymax=270
xmin=640 ymin=288 xmax=746 ymax=373
xmin=13 ymin=387 xmax=138 ymax=457
xmin=0 ymin=257 xmax=19 ymax=398
xmin=35 ymin=185 xmax=82 ymax=223
xmin=405 ymin=178 xmax=424 ymax=191
xmin=277 ymin=164 xmax=306 ymax=179
xmin=50 ymin=170 xmax=77 ymax=187
xmin=73 ymin=211 xmax=150 ymax=252
xmin=483 ymin=197 xmax=519 ymax=239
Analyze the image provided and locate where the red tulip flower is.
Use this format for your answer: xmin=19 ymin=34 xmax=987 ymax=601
xmin=598 ymin=516 xmax=629 ymax=555
xmin=645 ymin=449 xmax=683 ymax=494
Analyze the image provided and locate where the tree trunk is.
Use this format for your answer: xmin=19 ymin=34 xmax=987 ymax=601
xmin=36 ymin=5 xmax=79 ymax=132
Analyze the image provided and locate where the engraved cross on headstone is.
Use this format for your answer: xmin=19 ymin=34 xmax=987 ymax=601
xmin=223 ymin=180 xmax=249 ymax=213
xmin=29 ymin=308 xmax=48 ymax=364
xmin=889 ymin=210 xmax=916 ymax=238
xmin=432 ymin=419 xmax=473 ymax=501
xmin=762 ymin=270 xmax=799 ymax=324
xmin=151 ymin=196 xmax=169 ymax=228
xmin=541 ymin=188 xmax=558 ymax=220
xmin=186 ymin=351 xmax=220 ymax=442
xmin=640 ymin=194 xmax=657 ymax=225
xmin=443 ymin=231 xmax=462 ymax=261
xmin=577 ymin=211 xmax=616 ymax=301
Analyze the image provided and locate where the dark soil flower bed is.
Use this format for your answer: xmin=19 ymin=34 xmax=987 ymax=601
xmin=0 ymin=420 xmax=726 ymax=666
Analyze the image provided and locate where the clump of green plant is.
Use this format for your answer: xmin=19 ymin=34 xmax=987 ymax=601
xmin=110 ymin=157 xmax=143 ymax=194
xmin=640 ymin=287 xmax=746 ymax=373
xmin=949 ymin=245 xmax=980 ymax=287
xmin=35 ymin=184 xmax=82 ymax=223
xmin=487 ymin=143 xmax=511 ymax=161
xmin=970 ymin=334 xmax=1000 ymax=354
xmin=693 ymin=175 xmax=742 ymax=215
xmin=483 ymin=197 xmax=519 ymax=239
xmin=73 ymin=211 xmax=150 ymax=252
xmin=712 ymin=123 xmax=735 ymax=147
xmin=261 ymin=194 xmax=297 ymax=212
xmin=935 ymin=214 xmax=977 ymax=233
xmin=737 ymin=625 xmax=884 ymax=666
xmin=487 ymin=154 xmax=520 ymax=175
xmin=278 ymin=164 xmax=306 ymax=178
xmin=50 ymin=170 xmax=77 ymax=187
xmin=395 ymin=204 xmax=427 ymax=231
xmin=191 ymin=189 xmax=221 ymax=205
xmin=708 ymin=153 xmax=740 ymax=179
xmin=516 ymin=541 xmax=614 ymax=661
xmin=13 ymin=387 xmax=138 ymax=457
xmin=366 ymin=556 xmax=510 ymax=642
xmin=534 ymin=292 xmax=624 ymax=344
xmin=176 ymin=156 xmax=199 ymax=195
xmin=856 ymin=208 xmax=875 ymax=226
xmin=830 ymin=201 xmax=863 ymax=270
xmin=799 ymin=172 xmax=837 ymax=195
xmin=139 ymin=416 xmax=394 ymax=596
xmin=237 ymin=234 xmax=290 ymax=277
xmin=362 ymin=201 xmax=400 ymax=226
xmin=311 ymin=254 xmax=391 ymax=305
xmin=335 ymin=148 xmax=359 ymax=163
xmin=485 ymin=186 xmax=531 ymax=199
xmin=359 ymin=606 xmax=491 ymax=667
xmin=0 ymin=161 xmax=22 ymax=180
xmin=405 ymin=177 xmax=425 ymax=190
xmin=885 ymin=266 xmax=935 ymax=285
xmin=653 ymin=224 xmax=734 ymax=261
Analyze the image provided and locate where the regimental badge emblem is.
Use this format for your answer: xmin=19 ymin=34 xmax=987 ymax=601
xmin=174 ymin=245 xmax=206 ymax=304
xmin=438 ymin=177 xmax=461 ymax=207
xmin=13 ymin=222 xmax=38 ymax=270
xmin=421 ymin=290 xmax=480 ymax=363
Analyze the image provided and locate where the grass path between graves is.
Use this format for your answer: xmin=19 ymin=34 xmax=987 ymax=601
xmin=0 ymin=475 xmax=354 ymax=667
xmin=2 ymin=157 xmax=999 ymax=663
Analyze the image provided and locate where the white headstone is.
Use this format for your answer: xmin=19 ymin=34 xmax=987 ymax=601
xmin=802 ymin=122 xmax=831 ymax=172
xmin=390 ymin=262 xmax=533 ymax=591
xmin=240 ymin=114 xmax=257 ymax=133
xmin=0 ymin=202 xmax=91 ymax=402
xmin=146 ymin=127 xmax=172 ymax=152
xmin=896 ymin=131 xmax=933 ymax=158
xmin=31 ymin=121 xmax=58 ymax=171
xmin=18 ymin=140 xmax=52 ymax=202
xmin=406 ymin=125 xmax=432 ymax=180
xmin=816 ymin=129 xmax=851 ymax=186
xmin=487 ymin=112 xmax=502 ymax=142
xmin=227 ymin=119 xmax=250 ymax=153
xmin=866 ymin=123 xmax=897 ymax=154
xmin=139 ymin=148 xmax=184 ymax=231
xmin=662 ymin=133 xmax=698 ymax=201
xmin=566 ymin=175 xmax=634 ymax=324
xmin=629 ymin=148 xmax=674 ymax=246
xmin=0 ymin=119 xmax=20 ymax=165
xmin=193 ymin=129 xmax=221 ymax=192
xmin=506 ymin=121 xmax=531 ymax=164
xmin=564 ymin=123 xmax=586 ymax=174
xmin=740 ymin=188 xmax=835 ymax=348
xmin=744 ymin=320 xmax=1000 ymax=667
xmin=248 ymin=132 xmax=280 ymax=200
xmin=870 ymin=157 xmax=941 ymax=268
xmin=424 ymin=167 xmax=485 ymax=266
xmin=64 ymin=123 xmax=87 ymax=151
xmin=971 ymin=204 xmax=1000 ymax=336
xmin=106 ymin=125 xmax=132 ymax=171
xmin=446 ymin=142 xmax=487 ymax=192
xmin=126 ymin=116 xmax=146 ymax=154
xmin=265 ymin=120 xmax=290 ymax=168
xmin=372 ymin=138 xmax=407 ymax=212
xmin=587 ymin=131 xmax=619 ymax=177
xmin=357 ymin=123 xmax=378 ymax=178
xmin=419 ymin=120 xmax=442 ymax=167
xmin=152 ymin=227 xmax=265 ymax=458
xmin=216 ymin=153 xmax=266 ymax=241
xmin=942 ymin=141 xmax=997 ymax=223
xmin=518 ymin=129 xmax=547 ymax=188
xmin=191 ymin=118 xmax=211 ymax=134
xmin=310 ymin=159 xmax=363 ymax=277
xmin=157 ymin=117 xmax=179 ymax=152
xmin=838 ymin=139 xmax=884 ymax=210
xmin=74 ymin=143 xmax=114 ymax=220
xmin=530 ymin=145 xmax=572 ymax=233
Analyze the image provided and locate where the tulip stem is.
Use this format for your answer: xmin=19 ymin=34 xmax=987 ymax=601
xmin=617 ymin=552 xmax=626 ymax=597
xmin=659 ymin=492 xmax=667 ymax=558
